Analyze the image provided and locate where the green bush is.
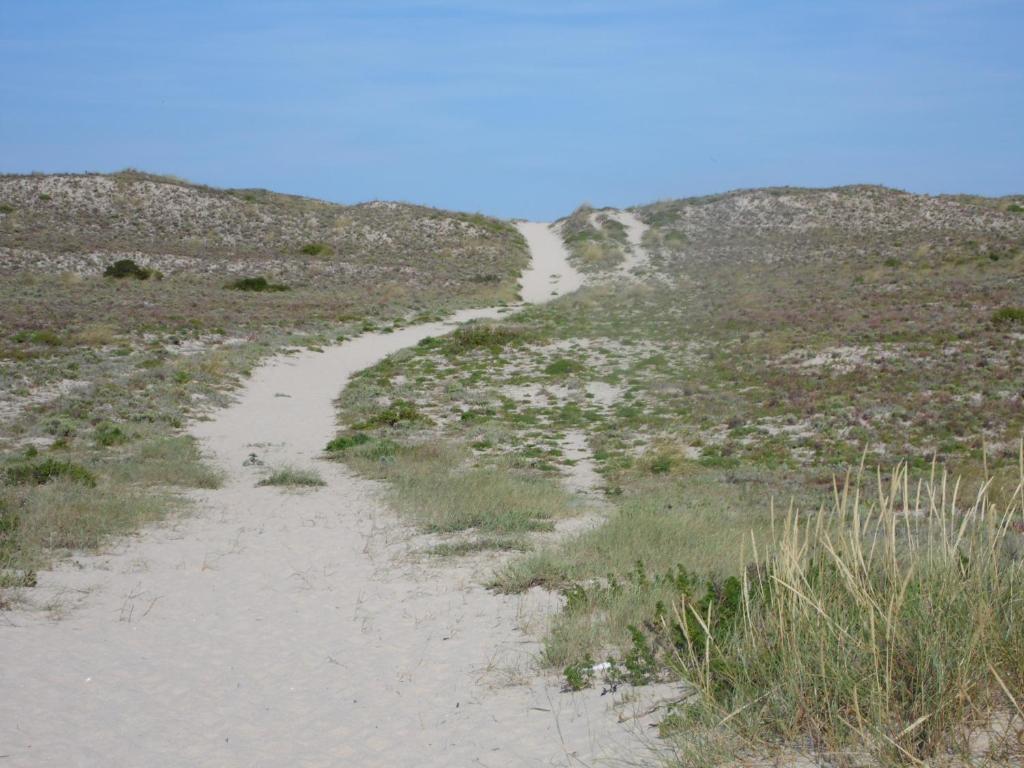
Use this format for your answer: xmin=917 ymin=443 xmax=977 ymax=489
xmin=991 ymin=306 xmax=1024 ymax=327
xmin=226 ymin=276 xmax=289 ymax=292
xmin=437 ymin=323 xmax=531 ymax=356
xmin=325 ymin=433 xmax=372 ymax=452
xmin=300 ymin=242 xmax=333 ymax=256
xmin=103 ymin=259 xmax=153 ymax=280
xmin=94 ymin=422 xmax=130 ymax=447
xmin=13 ymin=329 xmax=62 ymax=346
xmin=354 ymin=400 xmax=431 ymax=429
xmin=4 ymin=459 xmax=97 ymax=488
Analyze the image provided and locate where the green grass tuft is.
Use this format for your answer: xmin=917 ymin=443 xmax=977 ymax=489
xmin=257 ymin=465 xmax=326 ymax=487
xmin=325 ymin=432 xmax=372 ymax=452
xmin=991 ymin=306 xmax=1024 ymax=327
xmin=4 ymin=459 xmax=97 ymax=488
xmin=226 ymin=276 xmax=289 ymax=292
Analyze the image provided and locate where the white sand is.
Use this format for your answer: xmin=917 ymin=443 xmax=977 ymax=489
xmin=0 ymin=224 xmax=680 ymax=767
xmin=516 ymin=221 xmax=584 ymax=302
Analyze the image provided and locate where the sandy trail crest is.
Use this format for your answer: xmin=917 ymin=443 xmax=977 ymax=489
xmin=0 ymin=224 xmax=677 ymax=767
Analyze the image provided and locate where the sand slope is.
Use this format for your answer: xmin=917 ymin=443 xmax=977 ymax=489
xmin=0 ymin=224 xmax=678 ymax=766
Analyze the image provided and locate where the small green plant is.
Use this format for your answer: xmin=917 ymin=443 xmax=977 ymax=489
xmin=1007 ymin=203 xmax=1024 ymax=213
xmin=257 ymin=466 xmax=326 ymax=487
xmin=563 ymin=655 xmax=597 ymax=691
xmin=94 ymin=422 xmax=130 ymax=447
xmin=355 ymin=400 xmax=431 ymax=429
xmin=13 ymin=329 xmax=62 ymax=346
xmin=226 ymin=276 xmax=289 ymax=292
xmin=544 ymin=358 xmax=585 ymax=377
xmin=436 ymin=323 xmax=531 ymax=356
xmin=991 ymin=306 xmax=1024 ymax=327
xmin=325 ymin=433 xmax=372 ymax=452
xmin=0 ymin=203 xmax=14 ymax=214
xmin=4 ymin=459 xmax=97 ymax=488
xmin=103 ymin=259 xmax=153 ymax=280
xmin=622 ymin=625 xmax=658 ymax=685
xmin=300 ymin=242 xmax=333 ymax=256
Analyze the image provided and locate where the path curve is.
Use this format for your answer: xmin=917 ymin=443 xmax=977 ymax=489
xmin=0 ymin=224 xmax=674 ymax=767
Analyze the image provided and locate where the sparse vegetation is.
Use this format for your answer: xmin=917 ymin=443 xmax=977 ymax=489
xmin=103 ymin=258 xmax=154 ymax=280
xmin=300 ymin=242 xmax=333 ymax=256
xmin=324 ymin=432 xmax=372 ymax=452
xmin=354 ymin=399 xmax=431 ymax=429
xmin=992 ymin=306 xmax=1024 ymax=327
xmin=328 ymin=184 xmax=1024 ymax=764
xmin=0 ymin=171 xmax=528 ymax=595
xmin=4 ymin=175 xmax=1024 ymax=763
xmin=426 ymin=535 xmax=528 ymax=556
xmin=4 ymin=458 xmax=97 ymax=488
xmin=343 ymin=441 xmax=577 ymax=534
xmin=257 ymin=465 xmax=326 ymax=487
xmin=226 ymin=275 xmax=289 ymax=292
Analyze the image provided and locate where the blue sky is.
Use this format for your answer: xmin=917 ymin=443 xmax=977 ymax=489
xmin=1 ymin=1 xmax=1021 ymax=219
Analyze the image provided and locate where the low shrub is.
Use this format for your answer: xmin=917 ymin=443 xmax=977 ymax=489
xmin=354 ymin=400 xmax=431 ymax=429
xmin=226 ymin=276 xmax=289 ymax=292
xmin=103 ymin=259 xmax=153 ymax=280
xmin=94 ymin=422 xmax=130 ymax=447
xmin=300 ymin=242 xmax=333 ymax=256
xmin=436 ymin=323 xmax=532 ymax=356
xmin=991 ymin=306 xmax=1024 ymax=327
xmin=325 ymin=433 xmax=372 ymax=452
xmin=13 ymin=329 xmax=62 ymax=346
xmin=4 ymin=459 xmax=97 ymax=488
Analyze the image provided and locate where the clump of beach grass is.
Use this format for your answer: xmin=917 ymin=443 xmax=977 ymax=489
xmin=661 ymin=460 xmax=1024 ymax=766
xmin=257 ymin=465 xmax=326 ymax=488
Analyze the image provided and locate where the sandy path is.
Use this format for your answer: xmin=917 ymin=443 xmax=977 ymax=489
xmin=516 ymin=222 xmax=584 ymax=302
xmin=0 ymin=224 xmax=675 ymax=767
xmin=606 ymin=211 xmax=651 ymax=277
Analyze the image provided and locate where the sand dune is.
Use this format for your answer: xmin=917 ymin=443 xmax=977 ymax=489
xmin=0 ymin=224 xmax=677 ymax=767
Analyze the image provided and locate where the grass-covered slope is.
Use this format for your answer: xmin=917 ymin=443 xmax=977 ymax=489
xmin=0 ymin=170 xmax=526 ymax=332
xmin=330 ymin=185 xmax=1024 ymax=765
xmin=0 ymin=171 xmax=526 ymax=590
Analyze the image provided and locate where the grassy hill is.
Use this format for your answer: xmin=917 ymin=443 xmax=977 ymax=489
xmin=0 ymin=171 xmax=526 ymax=592
xmin=0 ymin=170 xmax=525 ymax=334
xmin=330 ymin=185 xmax=1024 ymax=764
